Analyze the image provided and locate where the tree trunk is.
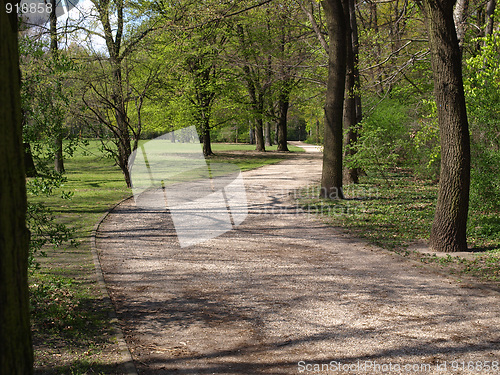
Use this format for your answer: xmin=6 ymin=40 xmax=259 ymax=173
xmin=423 ymin=0 xmax=471 ymax=252
xmin=24 ymin=143 xmax=37 ymax=177
xmin=485 ymin=0 xmax=496 ymax=37
xmin=54 ymin=137 xmax=65 ymax=173
xmin=50 ymin=0 xmax=65 ymax=174
xmin=316 ymin=119 xmax=320 ymax=144
xmin=276 ymin=94 xmax=290 ymax=152
xmin=112 ymin=65 xmax=132 ymax=188
xmin=265 ymin=122 xmax=272 ymax=147
xmin=320 ymin=0 xmax=347 ymax=199
xmin=0 ymin=5 xmax=34 ymax=373
xmin=453 ymin=0 xmax=468 ymax=51
xmin=255 ymin=118 xmax=265 ymax=152
xmin=202 ymin=122 xmax=214 ymax=156
xmin=343 ymin=0 xmax=361 ymax=184
xmin=249 ymin=123 xmax=255 ymax=144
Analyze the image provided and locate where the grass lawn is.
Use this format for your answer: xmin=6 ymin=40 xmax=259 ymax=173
xmin=29 ymin=140 xmax=304 ymax=374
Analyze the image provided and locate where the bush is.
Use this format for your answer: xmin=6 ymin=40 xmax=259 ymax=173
xmin=464 ymin=32 xmax=500 ymax=211
xmin=345 ymin=98 xmax=412 ymax=183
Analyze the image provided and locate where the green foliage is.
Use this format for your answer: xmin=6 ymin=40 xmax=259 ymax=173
xmin=410 ymin=99 xmax=441 ymax=179
xmin=20 ymin=36 xmax=79 ymax=169
xmin=345 ymin=98 xmax=411 ymax=183
xmin=464 ymin=31 xmax=500 ymax=211
xmin=19 ymin=36 xmax=80 ymax=272
xmin=26 ymin=175 xmax=76 ymax=272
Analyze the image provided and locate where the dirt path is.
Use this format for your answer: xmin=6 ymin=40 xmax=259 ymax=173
xmin=97 ymin=144 xmax=500 ymax=374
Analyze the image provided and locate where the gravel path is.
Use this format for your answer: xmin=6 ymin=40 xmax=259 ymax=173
xmin=97 ymin=144 xmax=500 ymax=374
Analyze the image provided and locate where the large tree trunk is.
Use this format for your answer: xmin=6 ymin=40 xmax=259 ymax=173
xmin=320 ymin=0 xmax=347 ymax=199
xmin=423 ymin=0 xmax=471 ymax=252
xmin=0 ymin=3 xmax=34 ymax=372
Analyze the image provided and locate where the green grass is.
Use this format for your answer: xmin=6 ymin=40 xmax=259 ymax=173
xmin=299 ymin=173 xmax=500 ymax=282
xmin=29 ymin=140 xmax=305 ymax=373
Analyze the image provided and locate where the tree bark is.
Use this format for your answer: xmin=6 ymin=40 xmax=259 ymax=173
xmin=265 ymin=122 xmax=272 ymax=146
xmin=202 ymin=122 xmax=213 ymax=156
xmin=249 ymin=123 xmax=255 ymax=144
xmin=24 ymin=143 xmax=37 ymax=177
xmin=423 ymin=0 xmax=471 ymax=252
xmin=276 ymin=90 xmax=290 ymax=152
xmin=485 ymin=0 xmax=496 ymax=37
xmin=453 ymin=0 xmax=468 ymax=52
xmin=320 ymin=0 xmax=347 ymax=199
xmin=50 ymin=0 xmax=64 ymax=173
xmin=0 ymin=2 xmax=34 ymax=372
xmin=54 ymin=137 xmax=65 ymax=173
xmin=343 ymin=0 xmax=361 ymax=184
xmin=255 ymin=118 xmax=265 ymax=152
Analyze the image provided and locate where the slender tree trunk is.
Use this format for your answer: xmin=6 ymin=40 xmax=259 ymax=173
xmin=54 ymin=137 xmax=65 ymax=173
xmin=254 ymin=92 xmax=266 ymax=152
xmin=24 ymin=143 xmax=37 ymax=177
xmin=423 ymin=0 xmax=471 ymax=252
xmin=453 ymin=0 xmax=468 ymax=52
xmin=50 ymin=0 xmax=65 ymax=173
xmin=316 ymin=118 xmax=320 ymax=144
xmin=249 ymin=123 xmax=255 ymax=144
xmin=255 ymin=118 xmax=265 ymax=152
xmin=202 ymin=120 xmax=214 ymax=156
xmin=111 ymin=64 xmax=132 ymax=187
xmin=343 ymin=0 xmax=361 ymax=184
xmin=98 ymin=0 xmax=132 ymax=187
xmin=0 ymin=4 xmax=34 ymax=372
xmin=485 ymin=0 xmax=496 ymax=37
xmin=320 ymin=0 xmax=347 ymax=199
xmin=265 ymin=122 xmax=272 ymax=147
xmin=277 ymin=93 xmax=290 ymax=152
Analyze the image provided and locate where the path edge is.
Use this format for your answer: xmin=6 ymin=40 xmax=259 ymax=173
xmin=90 ymin=195 xmax=138 ymax=375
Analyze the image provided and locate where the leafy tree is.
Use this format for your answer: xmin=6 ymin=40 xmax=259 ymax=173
xmin=72 ymin=0 xmax=159 ymax=187
xmin=233 ymin=18 xmax=273 ymax=152
xmin=20 ymin=35 xmax=78 ymax=176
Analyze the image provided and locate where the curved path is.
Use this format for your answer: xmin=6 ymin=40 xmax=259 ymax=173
xmin=97 ymin=144 xmax=500 ymax=374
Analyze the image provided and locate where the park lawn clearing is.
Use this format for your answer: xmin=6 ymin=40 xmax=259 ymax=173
xmin=29 ymin=140 xmax=303 ymax=374
xmin=299 ymin=172 xmax=500 ymax=284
